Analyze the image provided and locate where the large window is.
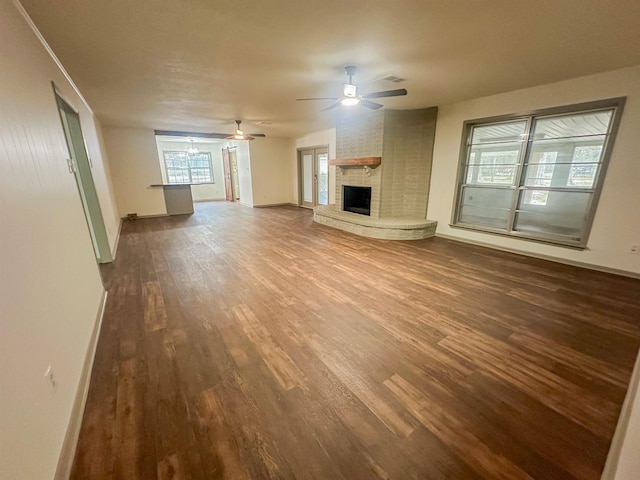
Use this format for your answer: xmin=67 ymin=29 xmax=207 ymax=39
xmin=163 ymin=151 xmax=214 ymax=184
xmin=452 ymin=98 xmax=625 ymax=248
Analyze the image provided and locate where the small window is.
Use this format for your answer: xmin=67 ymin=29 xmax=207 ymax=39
xmin=452 ymin=98 xmax=625 ymax=248
xmin=163 ymin=151 xmax=214 ymax=184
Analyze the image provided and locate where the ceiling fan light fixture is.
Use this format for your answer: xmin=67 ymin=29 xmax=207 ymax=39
xmin=341 ymin=97 xmax=360 ymax=106
xmin=226 ymin=120 xmax=255 ymax=140
xmin=343 ymin=83 xmax=357 ymax=97
xmin=297 ymin=65 xmax=408 ymax=112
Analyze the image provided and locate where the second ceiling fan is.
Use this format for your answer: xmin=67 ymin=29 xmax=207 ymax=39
xmin=297 ymin=66 xmax=407 ymax=111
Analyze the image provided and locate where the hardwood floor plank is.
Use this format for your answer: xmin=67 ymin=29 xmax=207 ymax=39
xmin=231 ymin=303 xmax=306 ymax=391
xmin=307 ymin=335 xmax=417 ymax=438
xmin=142 ymin=281 xmax=168 ymax=332
xmin=383 ymin=374 xmax=533 ymax=480
xmin=72 ymin=202 xmax=640 ymax=480
xmin=438 ymin=333 xmax=618 ymax=438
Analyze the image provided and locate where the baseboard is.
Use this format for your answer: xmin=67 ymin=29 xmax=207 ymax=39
xmin=120 ymin=213 xmax=169 ymax=219
xmin=110 ymin=217 xmax=122 ymax=260
xmin=54 ymin=290 xmax=108 ymax=480
xmin=253 ymin=202 xmax=298 ymax=208
xmin=193 ymin=198 xmax=226 ymax=203
xmin=434 ymin=233 xmax=640 ymax=279
xmin=601 ymin=347 xmax=640 ymax=479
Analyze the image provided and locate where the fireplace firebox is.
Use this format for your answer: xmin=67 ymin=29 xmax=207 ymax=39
xmin=343 ymin=186 xmax=371 ymax=216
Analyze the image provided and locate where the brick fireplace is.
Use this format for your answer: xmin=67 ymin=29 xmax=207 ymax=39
xmin=313 ymin=107 xmax=438 ymax=240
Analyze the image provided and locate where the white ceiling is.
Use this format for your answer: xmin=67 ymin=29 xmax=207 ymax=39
xmin=19 ymin=0 xmax=640 ymax=138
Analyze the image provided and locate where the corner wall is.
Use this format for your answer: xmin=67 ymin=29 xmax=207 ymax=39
xmin=249 ymin=137 xmax=296 ymax=206
xmin=0 ymin=1 xmax=118 ymax=478
xmin=102 ymin=126 xmax=166 ymax=217
xmin=380 ymin=108 xmax=438 ymax=218
xmin=428 ymin=64 xmax=640 ymax=275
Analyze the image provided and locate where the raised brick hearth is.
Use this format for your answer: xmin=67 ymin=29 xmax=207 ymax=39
xmin=314 ymin=107 xmax=439 ymax=240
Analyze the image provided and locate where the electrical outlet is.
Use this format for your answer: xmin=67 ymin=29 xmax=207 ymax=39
xmin=44 ymin=366 xmax=57 ymax=394
xmin=629 ymin=244 xmax=640 ymax=255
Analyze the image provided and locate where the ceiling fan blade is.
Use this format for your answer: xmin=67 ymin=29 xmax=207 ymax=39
xmin=360 ymin=99 xmax=383 ymax=110
xmin=321 ymin=102 xmax=342 ymax=112
xmin=362 ymin=88 xmax=408 ymax=99
xmin=247 ymin=133 xmax=266 ymax=137
xmin=296 ymin=97 xmax=340 ymax=101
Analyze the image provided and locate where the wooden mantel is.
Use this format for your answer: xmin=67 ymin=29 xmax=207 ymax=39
xmin=328 ymin=157 xmax=382 ymax=168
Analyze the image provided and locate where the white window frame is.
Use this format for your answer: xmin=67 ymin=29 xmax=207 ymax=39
xmin=451 ymin=98 xmax=626 ymax=249
xmin=163 ymin=150 xmax=214 ymax=184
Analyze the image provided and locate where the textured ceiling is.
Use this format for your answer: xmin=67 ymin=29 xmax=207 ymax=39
xmin=18 ymin=0 xmax=640 ymax=138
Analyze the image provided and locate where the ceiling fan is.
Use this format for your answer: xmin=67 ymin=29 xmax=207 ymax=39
xmin=154 ymin=120 xmax=266 ymax=141
xmin=222 ymin=120 xmax=265 ymax=141
xmin=296 ymin=66 xmax=407 ymax=111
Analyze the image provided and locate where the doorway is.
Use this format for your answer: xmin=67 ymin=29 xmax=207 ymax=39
xmin=298 ymin=147 xmax=329 ymax=208
xmin=55 ymin=90 xmax=112 ymax=263
xmin=222 ymin=147 xmax=240 ymax=202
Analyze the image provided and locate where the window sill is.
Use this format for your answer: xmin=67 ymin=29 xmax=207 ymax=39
xmin=448 ymin=223 xmax=588 ymax=250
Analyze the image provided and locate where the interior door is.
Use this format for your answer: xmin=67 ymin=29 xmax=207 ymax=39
xmin=222 ymin=148 xmax=234 ymax=202
xmin=300 ymin=150 xmax=314 ymax=207
xmin=299 ymin=147 xmax=329 ymax=208
xmin=316 ymin=149 xmax=329 ymax=206
xmin=229 ymin=149 xmax=240 ymax=200
xmin=55 ymin=92 xmax=112 ymax=263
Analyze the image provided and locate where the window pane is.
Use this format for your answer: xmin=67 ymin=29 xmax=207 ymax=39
xmin=466 ymin=165 xmax=518 ymax=185
xmin=471 ymin=121 xmax=527 ymax=144
xmin=466 ymin=144 xmax=521 ymax=185
xmin=532 ymin=111 xmax=612 ymax=139
xmin=515 ymin=190 xmax=592 ymax=241
xmin=164 ymin=151 xmax=213 ymax=184
xmin=523 ymin=151 xmax=557 ymax=187
xmin=526 ymin=136 xmax=606 ymax=189
xmin=458 ymin=186 xmax=514 ymax=229
xmin=468 ymin=147 xmax=521 ymax=165
xmin=567 ymin=145 xmax=602 ymax=187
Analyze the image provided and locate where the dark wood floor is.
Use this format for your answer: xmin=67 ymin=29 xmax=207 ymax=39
xmin=73 ymin=201 xmax=640 ymax=480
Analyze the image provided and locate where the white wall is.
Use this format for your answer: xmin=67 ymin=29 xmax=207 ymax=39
xmin=93 ymin=117 xmax=122 ymax=251
xmin=249 ymin=137 xmax=296 ymax=206
xmin=155 ymin=140 xmax=225 ymax=201
xmin=428 ymin=65 xmax=640 ymax=275
xmin=295 ymin=128 xmax=336 ymax=205
xmin=103 ymin=126 xmax=166 ymax=217
xmin=0 ymin=1 xmax=118 ymax=478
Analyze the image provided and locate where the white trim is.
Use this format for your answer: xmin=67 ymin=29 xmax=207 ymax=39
xmin=601 ymin=348 xmax=640 ymax=479
xmin=120 ymin=213 xmax=170 ymax=219
xmin=110 ymin=218 xmax=123 ymax=260
xmin=253 ymin=202 xmax=298 ymax=208
xmin=434 ymin=233 xmax=640 ymax=279
xmin=54 ymin=290 xmax=108 ymax=480
xmin=193 ymin=198 xmax=226 ymax=203
xmin=13 ymin=0 xmax=94 ymax=116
